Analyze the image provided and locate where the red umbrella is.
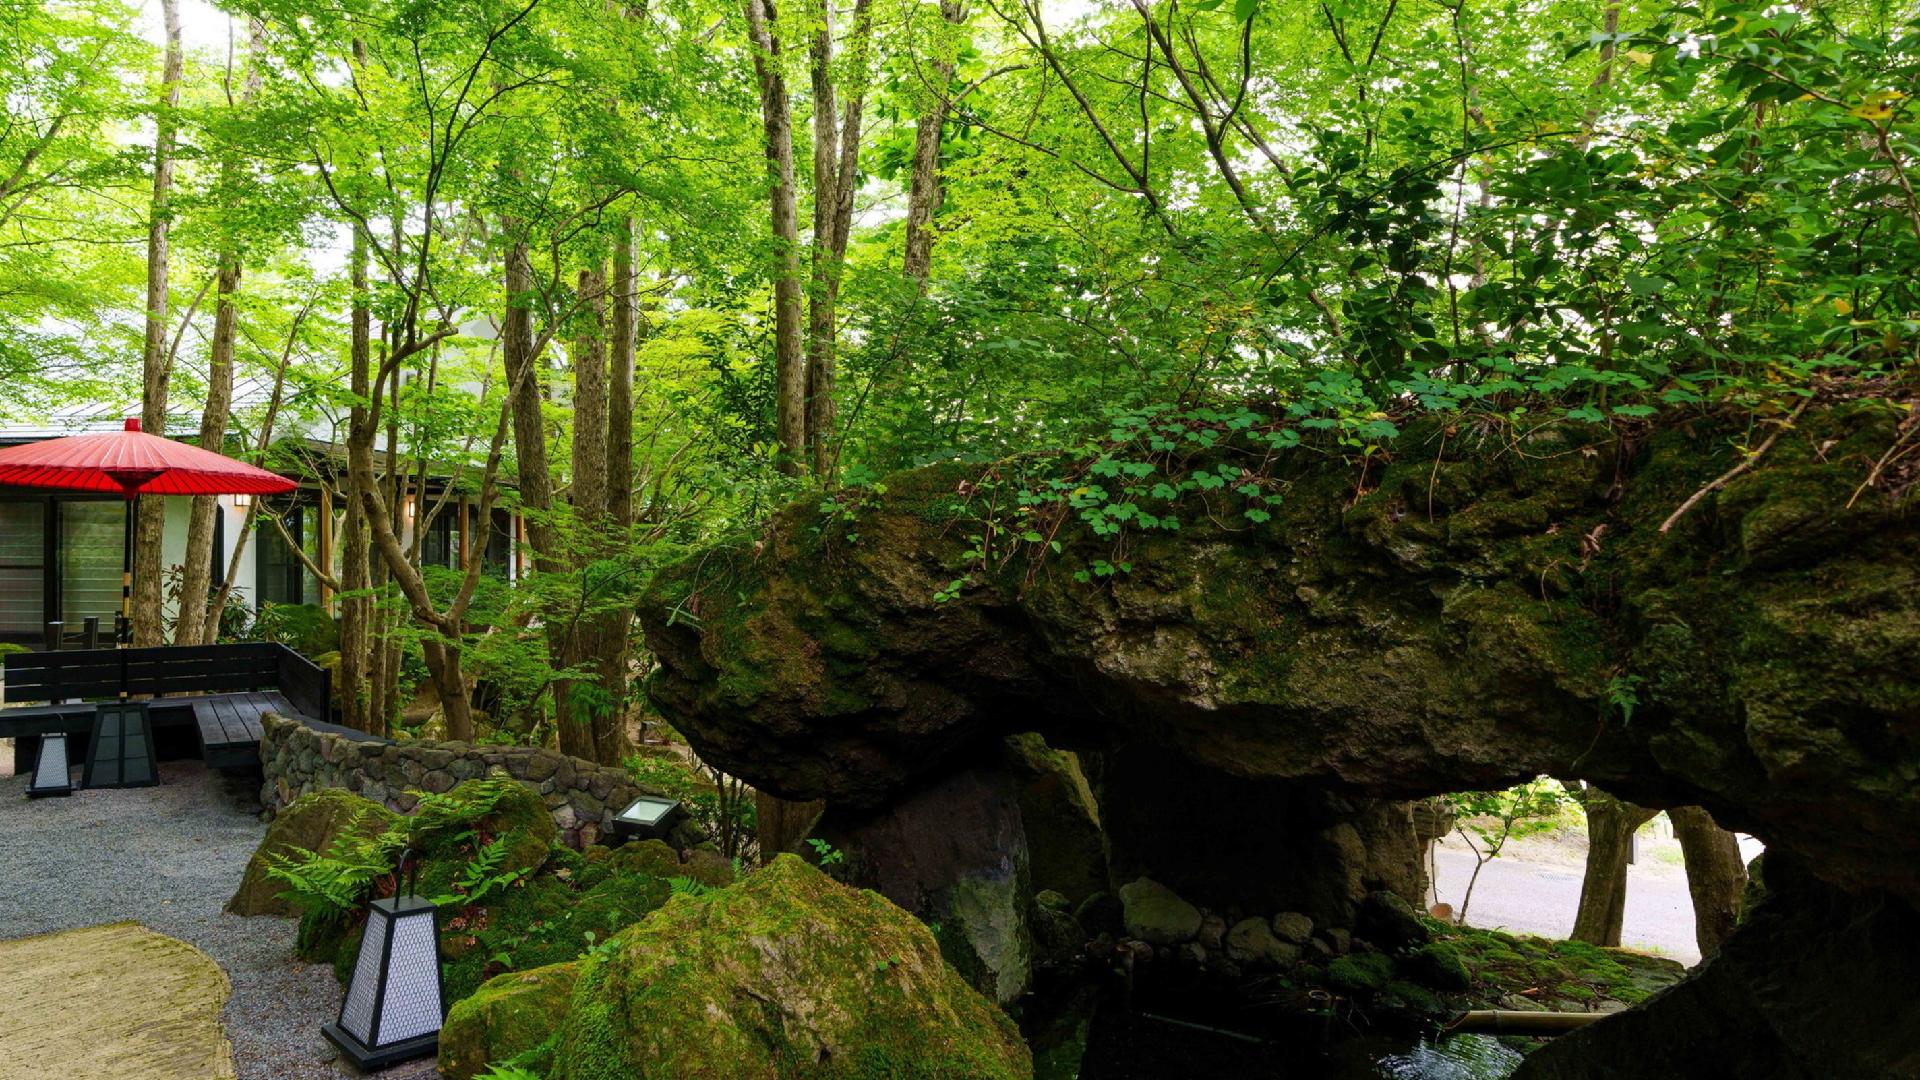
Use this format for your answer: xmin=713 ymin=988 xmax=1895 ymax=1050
xmin=0 ymin=418 xmax=296 ymax=497
xmin=0 ymin=418 xmax=296 ymax=647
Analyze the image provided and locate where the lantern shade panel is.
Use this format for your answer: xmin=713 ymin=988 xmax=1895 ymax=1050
xmin=27 ymin=734 xmax=73 ymax=798
xmin=83 ymin=702 xmax=155 ymax=789
xmin=323 ymin=895 xmax=445 ymax=1069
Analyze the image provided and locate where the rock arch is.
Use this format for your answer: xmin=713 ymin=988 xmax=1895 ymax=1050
xmin=638 ymin=405 xmax=1920 ymax=1076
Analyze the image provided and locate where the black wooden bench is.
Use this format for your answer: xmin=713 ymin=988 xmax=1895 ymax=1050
xmin=1 ymin=642 xmax=331 ymax=770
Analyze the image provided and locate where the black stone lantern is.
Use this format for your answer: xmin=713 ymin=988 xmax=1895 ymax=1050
xmin=322 ymin=850 xmax=445 ymax=1070
xmin=610 ymin=793 xmax=686 ymax=842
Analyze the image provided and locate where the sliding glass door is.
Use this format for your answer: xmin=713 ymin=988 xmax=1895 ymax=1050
xmin=59 ymin=501 xmax=125 ymax=627
xmin=0 ymin=500 xmax=45 ymax=636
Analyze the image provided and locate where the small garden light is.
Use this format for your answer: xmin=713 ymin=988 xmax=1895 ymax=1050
xmin=26 ymin=735 xmax=74 ymax=798
xmin=611 ymin=793 xmax=686 ymax=843
xmin=322 ymin=849 xmax=445 ymax=1070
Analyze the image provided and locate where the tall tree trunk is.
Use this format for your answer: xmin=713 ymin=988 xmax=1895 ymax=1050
xmin=338 ymin=224 xmax=376 ymax=731
xmin=746 ymin=0 xmax=807 ymax=475
xmin=173 ymin=257 xmax=240 ymax=646
xmin=132 ymin=0 xmax=184 ymax=646
xmin=202 ymin=293 xmax=305 ymax=643
xmin=175 ymin=22 xmax=264 ymax=646
xmin=591 ymin=225 xmax=640 ymax=764
xmin=608 ymin=221 xmax=636 ymax=529
xmin=1671 ymin=806 xmax=1746 ymax=956
xmin=903 ymin=0 xmax=964 ymax=282
xmin=551 ymin=267 xmax=611 ymax=761
xmin=804 ymin=0 xmax=873 ymax=479
xmin=1571 ymin=788 xmax=1658 ymax=947
xmin=504 ymin=237 xmax=560 ymax=567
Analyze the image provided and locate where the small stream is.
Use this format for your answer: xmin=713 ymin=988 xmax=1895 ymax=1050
xmin=1033 ymin=980 xmax=1526 ymax=1080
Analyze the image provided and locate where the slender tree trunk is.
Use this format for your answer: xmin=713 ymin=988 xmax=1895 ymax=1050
xmin=804 ymin=0 xmax=872 ymax=479
xmin=1571 ymin=789 xmax=1657 ymax=947
xmin=338 ymin=224 xmax=376 ymax=731
xmin=552 ymin=267 xmax=612 ymax=761
xmin=175 ymin=22 xmax=265 ymax=646
xmin=174 ymin=257 xmax=240 ymax=646
xmin=571 ymin=268 xmax=609 ymax=526
xmin=1671 ymin=806 xmax=1746 ymax=956
xmin=746 ymin=0 xmax=807 ymax=475
xmin=132 ymin=0 xmax=183 ymax=646
xmin=585 ymin=226 xmax=640 ymax=764
xmin=504 ymin=237 xmax=560 ymax=567
xmin=608 ymin=222 xmax=636 ymax=529
xmin=203 ymin=293 xmax=305 ymax=643
xmin=903 ymin=0 xmax=964 ymax=282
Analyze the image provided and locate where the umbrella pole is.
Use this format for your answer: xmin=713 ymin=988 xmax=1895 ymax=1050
xmin=120 ymin=493 xmax=134 ymax=644
xmin=121 ymin=494 xmax=134 ymax=699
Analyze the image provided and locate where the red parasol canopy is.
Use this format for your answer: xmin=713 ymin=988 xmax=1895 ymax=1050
xmin=0 ymin=418 xmax=297 ymax=499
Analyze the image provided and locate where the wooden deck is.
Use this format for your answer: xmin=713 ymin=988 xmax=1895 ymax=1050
xmin=188 ymin=692 xmax=296 ymax=769
xmin=1 ymin=642 xmax=332 ymax=773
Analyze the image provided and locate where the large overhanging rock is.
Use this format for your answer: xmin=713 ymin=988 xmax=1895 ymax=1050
xmin=640 ymin=404 xmax=1919 ymax=908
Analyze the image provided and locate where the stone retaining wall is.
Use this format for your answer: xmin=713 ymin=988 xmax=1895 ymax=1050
xmin=259 ymin=714 xmax=661 ymax=848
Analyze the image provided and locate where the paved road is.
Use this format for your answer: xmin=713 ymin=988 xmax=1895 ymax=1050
xmin=1429 ymin=833 xmax=1764 ymax=965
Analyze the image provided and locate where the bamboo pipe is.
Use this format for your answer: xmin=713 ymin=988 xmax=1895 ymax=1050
xmin=1446 ymin=1010 xmax=1609 ymax=1035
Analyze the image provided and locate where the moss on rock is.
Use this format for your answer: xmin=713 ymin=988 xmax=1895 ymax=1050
xmin=228 ymin=789 xmax=400 ymax=917
xmin=1328 ymin=952 xmax=1395 ymax=994
xmin=439 ymin=960 xmax=580 ymax=1080
xmin=1403 ymin=941 xmax=1472 ymax=991
xmin=551 ymin=855 xmax=1031 ymax=1080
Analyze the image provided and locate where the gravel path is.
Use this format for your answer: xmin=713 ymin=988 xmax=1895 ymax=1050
xmin=0 ymin=758 xmax=437 ymax=1080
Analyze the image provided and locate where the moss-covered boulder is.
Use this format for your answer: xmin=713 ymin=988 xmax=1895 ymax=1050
xmin=228 ymin=789 xmax=399 ymax=917
xmin=1004 ymin=733 xmax=1107 ymax=906
xmin=410 ymin=777 xmax=557 ymax=901
xmin=551 ymin=855 xmax=1032 ymax=1080
xmin=439 ymin=960 xmax=579 ymax=1080
xmin=1402 ymin=941 xmax=1471 ymax=991
xmin=1118 ymin=877 xmax=1202 ymax=945
xmin=637 ymin=405 xmax=1920 ymax=911
xmin=1327 ymin=952 xmax=1395 ymax=994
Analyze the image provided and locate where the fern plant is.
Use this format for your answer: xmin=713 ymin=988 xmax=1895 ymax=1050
xmin=262 ymin=808 xmax=407 ymax=918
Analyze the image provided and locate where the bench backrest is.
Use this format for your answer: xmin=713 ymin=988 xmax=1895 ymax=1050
xmin=2 ymin=642 xmax=330 ymax=720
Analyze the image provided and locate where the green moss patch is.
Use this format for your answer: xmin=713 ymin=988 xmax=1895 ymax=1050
xmin=551 ymin=855 xmax=1031 ymax=1080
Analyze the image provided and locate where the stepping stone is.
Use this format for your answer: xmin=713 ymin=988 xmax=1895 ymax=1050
xmin=0 ymin=921 xmax=235 ymax=1080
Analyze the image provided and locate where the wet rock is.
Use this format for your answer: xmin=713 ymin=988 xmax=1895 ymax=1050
xmin=1031 ymin=891 xmax=1086 ymax=971
xmin=1271 ymin=911 xmax=1314 ymax=945
xmin=1357 ymin=890 xmax=1429 ymax=951
xmin=1197 ymin=913 xmax=1227 ymax=951
xmin=1225 ymin=918 xmax=1288 ymax=967
xmin=1517 ymin=856 xmax=1920 ymax=1080
xmin=1004 ymin=733 xmax=1108 ymax=906
xmin=638 ymin=408 xmax=1920 ymax=914
xmin=1119 ymin=878 xmax=1202 ymax=945
xmin=823 ymin=765 xmax=1032 ymax=1005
